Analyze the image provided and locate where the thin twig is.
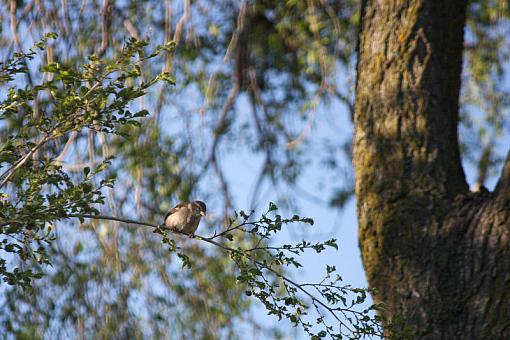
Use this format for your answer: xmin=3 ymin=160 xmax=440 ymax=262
xmin=223 ymin=0 xmax=248 ymax=62
xmin=54 ymin=131 xmax=78 ymax=164
xmin=0 ymin=135 xmax=50 ymax=189
xmin=173 ymin=0 xmax=190 ymax=46
xmin=96 ymin=0 xmax=111 ymax=58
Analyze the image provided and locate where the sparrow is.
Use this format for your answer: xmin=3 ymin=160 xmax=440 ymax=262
xmin=164 ymin=200 xmax=206 ymax=236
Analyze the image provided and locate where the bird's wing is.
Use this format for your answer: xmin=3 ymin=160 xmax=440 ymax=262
xmin=164 ymin=203 xmax=187 ymax=220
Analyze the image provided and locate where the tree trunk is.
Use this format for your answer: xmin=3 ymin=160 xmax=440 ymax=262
xmin=354 ymin=0 xmax=510 ymax=338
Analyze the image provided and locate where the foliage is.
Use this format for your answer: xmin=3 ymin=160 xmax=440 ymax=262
xmin=158 ymin=203 xmax=384 ymax=339
xmin=0 ymin=2 xmax=364 ymax=337
xmin=0 ymin=0 xmax=361 ymax=211
xmin=1 ymin=0 xmax=509 ymax=338
xmin=0 ymin=35 xmax=383 ymax=339
xmin=462 ymin=0 xmax=510 ymax=185
xmin=0 ymin=34 xmax=174 ymax=287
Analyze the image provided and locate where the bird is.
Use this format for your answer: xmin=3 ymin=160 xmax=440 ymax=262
xmin=164 ymin=200 xmax=206 ymax=236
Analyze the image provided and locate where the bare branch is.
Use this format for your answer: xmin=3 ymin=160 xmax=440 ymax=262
xmin=9 ymin=0 xmax=21 ymax=50
xmin=123 ymin=18 xmax=140 ymax=39
xmin=96 ymin=0 xmax=111 ymax=58
xmin=495 ymin=149 xmax=510 ymax=197
xmin=173 ymin=0 xmax=190 ymax=46
xmin=224 ymin=0 xmax=248 ymax=62
xmin=0 ymin=135 xmax=50 ymax=189
xmin=54 ymin=131 xmax=78 ymax=164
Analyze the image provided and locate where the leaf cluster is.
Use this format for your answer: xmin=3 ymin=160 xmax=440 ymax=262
xmin=155 ymin=202 xmax=384 ymax=339
xmin=0 ymin=34 xmax=174 ymax=287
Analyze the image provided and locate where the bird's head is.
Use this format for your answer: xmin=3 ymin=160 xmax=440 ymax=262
xmin=193 ymin=200 xmax=207 ymax=216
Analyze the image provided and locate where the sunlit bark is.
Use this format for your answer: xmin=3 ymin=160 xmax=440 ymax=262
xmin=354 ymin=0 xmax=510 ymax=338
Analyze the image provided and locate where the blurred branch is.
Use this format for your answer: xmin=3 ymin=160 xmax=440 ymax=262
xmin=9 ymin=0 xmax=21 ymax=49
xmin=96 ymin=0 xmax=111 ymax=57
xmin=54 ymin=131 xmax=78 ymax=164
xmin=334 ymin=89 xmax=354 ymax=122
xmin=224 ymin=0 xmax=248 ymax=62
xmin=495 ymin=148 xmax=510 ymax=197
xmin=0 ymin=134 xmax=50 ymax=189
xmin=173 ymin=0 xmax=190 ymax=46
xmin=206 ymin=82 xmax=240 ymax=213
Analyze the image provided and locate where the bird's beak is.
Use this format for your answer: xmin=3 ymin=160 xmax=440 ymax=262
xmin=200 ymin=211 xmax=206 ymax=216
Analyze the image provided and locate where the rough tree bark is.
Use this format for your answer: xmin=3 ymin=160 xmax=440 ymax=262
xmin=354 ymin=0 xmax=510 ymax=338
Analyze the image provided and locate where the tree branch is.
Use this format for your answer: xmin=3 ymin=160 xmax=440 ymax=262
xmin=0 ymin=135 xmax=51 ymax=189
xmin=495 ymin=149 xmax=510 ymax=197
xmin=64 ymin=213 xmax=357 ymax=333
xmin=173 ymin=0 xmax=191 ymax=46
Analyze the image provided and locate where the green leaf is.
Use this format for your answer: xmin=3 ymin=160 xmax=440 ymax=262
xmin=41 ymin=62 xmax=60 ymax=73
xmin=156 ymin=72 xmax=176 ymax=85
xmin=133 ymin=109 xmax=149 ymax=118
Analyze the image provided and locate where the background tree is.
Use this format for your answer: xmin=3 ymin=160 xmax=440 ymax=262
xmin=355 ymin=0 xmax=510 ymax=338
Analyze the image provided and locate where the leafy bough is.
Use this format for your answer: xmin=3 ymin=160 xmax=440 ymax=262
xmin=0 ymin=34 xmax=175 ymax=287
xmin=66 ymin=205 xmax=384 ymax=340
xmin=0 ymin=34 xmax=384 ymax=339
